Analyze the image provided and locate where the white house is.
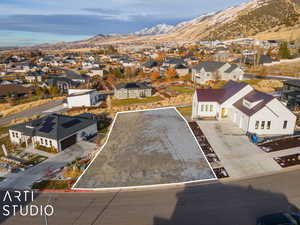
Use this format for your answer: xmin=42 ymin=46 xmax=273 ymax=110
xmin=9 ymin=113 xmax=97 ymax=152
xmin=67 ymin=89 xmax=102 ymax=108
xmin=87 ymin=69 xmax=104 ymax=77
xmin=192 ymin=62 xmax=244 ymax=84
xmin=192 ymin=80 xmax=296 ymax=135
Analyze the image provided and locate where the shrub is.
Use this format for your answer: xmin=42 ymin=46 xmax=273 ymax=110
xmin=35 ymin=144 xmax=57 ymax=154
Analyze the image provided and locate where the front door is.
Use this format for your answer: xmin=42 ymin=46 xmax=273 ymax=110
xmin=221 ymin=108 xmax=227 ymax=118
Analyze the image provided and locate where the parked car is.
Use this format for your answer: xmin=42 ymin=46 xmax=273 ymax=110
xmin=257 ymin=213 xmax=300 ymax=225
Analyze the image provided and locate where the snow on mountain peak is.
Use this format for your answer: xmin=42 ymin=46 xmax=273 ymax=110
xmin=134 ymin=24 xmax=175 ymax=36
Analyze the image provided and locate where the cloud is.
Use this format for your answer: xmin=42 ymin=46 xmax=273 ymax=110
xmin=83 ymin=8 xmax=121 ymax=15
xmin=0 ymin=14 xmax=184 ymax=36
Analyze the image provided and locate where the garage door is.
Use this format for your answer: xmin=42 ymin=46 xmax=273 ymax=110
xmin=60 ymin=134 xmax=77 ymax=150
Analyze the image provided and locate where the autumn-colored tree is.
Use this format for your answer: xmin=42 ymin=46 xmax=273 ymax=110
xmin=154 ymin=52 xmax=166 ymax=62
xmin=106 ymin=74 xmax=115 ymax=84
xmin=165 ymin=67 xmax=177 ymax=79
xmin=137 ymin=71 xmax=147 ymax=79
xmin=49 ymin=86 xmax=59 ymax=97
xmin=150 ymin=71 xmax=160 ymax=80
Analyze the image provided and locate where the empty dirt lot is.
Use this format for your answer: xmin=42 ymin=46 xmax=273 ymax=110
xmin=74 ymin=108 xmax=215 ymax=189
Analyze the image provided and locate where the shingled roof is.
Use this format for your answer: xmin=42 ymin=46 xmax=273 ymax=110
xmin=0 ymin=84 xmax=33 ymax=97
xmin=193 ymin=62 xmax=225 ymax=72
xmin=233 ymin=90 xmax=274 ymax=116
xmin=196 ymin=80 xmax=248 ymax=104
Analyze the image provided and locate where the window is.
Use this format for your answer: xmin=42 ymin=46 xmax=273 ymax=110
xmin=267 ymin=121 xmax=271 ymax=130
xmin=201 ymin=105 xmax=204 ymax=112
xmin=12 ymin=132 xmax=15 ymax=138
xmin=45 ymin=139 xmax=48 ymax=145
xmin=49 ymin=140 xmax=52 ymax=147
xmin=210 ymin=105 xmax=213 ymax=112
xmin=205 ymin=105 xmax=209 ymax=112
xmin=261 ymin=121 xmax=265 ymax=129
xmin=255 ymin=121 xmax=259 ymax=129
xmin=283 ymin=121 xmax=288 ymax=129
xmin=41 ymin=138 xmax=44 ymax=145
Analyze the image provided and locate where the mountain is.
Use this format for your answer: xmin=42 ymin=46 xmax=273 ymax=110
xmin=133 ymin=24 xmax=175 ymax=36
xmin=161 ymin=0 xmax=300 ymax=42
xmin=28 ymin=0 xmax=300 ymax=50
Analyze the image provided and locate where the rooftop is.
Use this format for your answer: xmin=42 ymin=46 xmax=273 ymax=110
xmin=196 ymin=80 xmax=248 ymax=103
xmin=233 ymin=90 xmax=274 ymax=116
xmin=10 ymin=113 xmax=96 ymax=140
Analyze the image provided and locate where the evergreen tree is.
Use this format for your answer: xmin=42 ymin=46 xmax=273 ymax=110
xmin=279 ymin=42 xmax=291 ymax=59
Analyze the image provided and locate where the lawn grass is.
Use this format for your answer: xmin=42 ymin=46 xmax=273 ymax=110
xmin=177 ymin=106 xmax=192 ymax=117
xmin=112 ymin=96 xmax=163 ymax=107
xmin=32 ymin=180 xmax=71 ymax=190
xmin=167 ymin=86 xmax=195 ymax=94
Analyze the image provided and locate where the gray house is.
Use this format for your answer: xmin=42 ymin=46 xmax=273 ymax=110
xmin=114 ymin=82 xmax=152 ymax=99
xmin=192 ymin=61 xmax=244 ymax=84
xmin=9 ymin=113 xmax=97 ymax=152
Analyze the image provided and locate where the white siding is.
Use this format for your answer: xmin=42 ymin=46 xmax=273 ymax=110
xmin=32 ymin=136 xmax=59 ymax=150
xmin=68 ymin=94 xmax=91 ymax=108
xmin=9 ymin=130 xmax=22 ymax=144
xmin=248 ymin=99 xmax=296 ymax=135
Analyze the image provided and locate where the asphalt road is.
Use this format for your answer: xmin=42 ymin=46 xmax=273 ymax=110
xmin=1 ymin=168 xmax=300 ymax=225
xmin=0 ymin=99 xmax=64 ymax=126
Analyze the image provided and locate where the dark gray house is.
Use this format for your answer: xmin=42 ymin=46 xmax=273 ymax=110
xmin=114 ymin=82 xmax=152 ymax=99
xmin=9 ymin=113 xmax=97 ymax=152
xmin=281 ymin=80 xmax=300 ymax=109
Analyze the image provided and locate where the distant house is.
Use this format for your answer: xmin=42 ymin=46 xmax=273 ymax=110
xmin=82 ymin=61 xmax=99 ymax=69
xmin=174 ymin=64 xmax=190 ymax=77
xmin=114 ymin=82 xmax=152 ymax=99
xmin=162 ymin=58 xmax=185 ymax=68
xmin=236 ymin=54 xmax=275 ymax=66
xmin=87 ymin=69 xmax=105 ymax=77
xmin=192 ymin=81 xmax=296 ymax=135
xmin=67 ymin=89 xmax=102 ymax=108
xmin=9 ymin=113 xmax=97 ymax=152
xmin=192 ymin=62 xmax=244 ymax=84
xmin=25 ymin=71 xmax=44 ymax=83
xmin=44 ymin=76 xmax=73 ymax=93
xmin=0 ymin=84 xmax=33 ymax=99
xmin=142 ymin=60 xmax=159 ymax=73
xmin=281 ymin=80 xmax=300 ymax=109
xmin=213 ymin=52 xmax=236 ymax=62
xmin=64 ymin=72 xmax=89 ymax=83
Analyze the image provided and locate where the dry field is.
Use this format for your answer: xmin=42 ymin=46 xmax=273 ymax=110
xmin=0 ymin=96 xmax=65 ymax=117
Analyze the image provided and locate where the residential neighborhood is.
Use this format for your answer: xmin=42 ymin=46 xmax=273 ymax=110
xmin=2 ymin=0 xmax=300 ymax=223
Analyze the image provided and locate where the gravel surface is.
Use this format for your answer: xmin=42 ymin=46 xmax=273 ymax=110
xmin=75 ymin=108 xmax=215 ymax=189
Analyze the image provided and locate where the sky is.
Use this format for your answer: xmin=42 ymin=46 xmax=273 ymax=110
xmin=0 ymin=0 xmax=249 ymax=47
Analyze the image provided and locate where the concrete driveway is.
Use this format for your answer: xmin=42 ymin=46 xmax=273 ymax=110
xmin=0 ymin=141 xmax=97 ymax=189
xmin=197 ymin=119 xmax=300 ymax=179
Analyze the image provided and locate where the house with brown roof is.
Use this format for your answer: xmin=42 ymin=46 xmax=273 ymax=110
xmin=0 ymin=84 xmax=33 ymax=99
xmin=192 ymin=80 xmax=296 ymax=135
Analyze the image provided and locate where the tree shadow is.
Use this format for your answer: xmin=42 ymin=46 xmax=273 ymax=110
xmin=153 ymin=182 xmax=299 ymax=225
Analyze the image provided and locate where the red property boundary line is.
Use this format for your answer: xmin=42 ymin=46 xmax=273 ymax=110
xmin=36 ymin=189 xmax=96 ymax=192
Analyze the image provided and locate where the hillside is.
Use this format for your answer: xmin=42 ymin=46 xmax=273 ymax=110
xmin=163 ymin=0 xmax=300 ymax=42
xmin=25 ymin=0 xmax=300 ymax=50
